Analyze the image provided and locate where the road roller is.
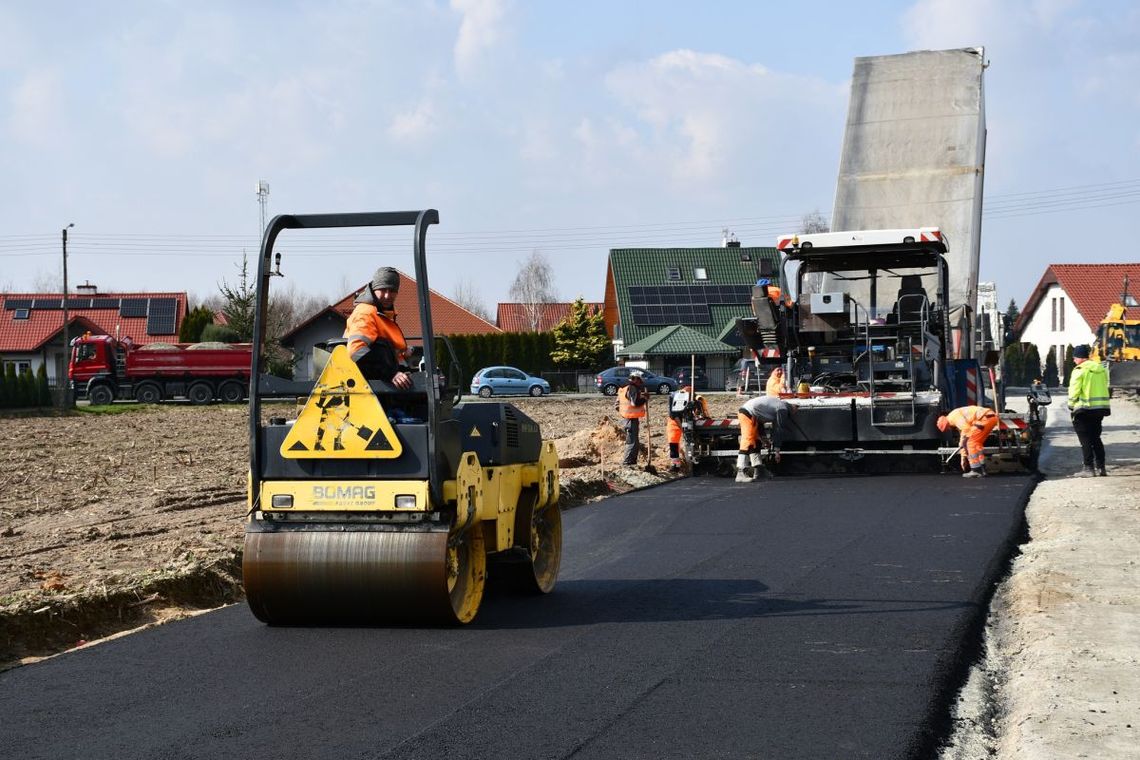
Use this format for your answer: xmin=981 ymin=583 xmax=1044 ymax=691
xmin=243 ymin=210 xmax=562 ymax=625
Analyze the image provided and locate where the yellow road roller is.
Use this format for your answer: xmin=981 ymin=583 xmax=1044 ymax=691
xmin=243 ymin=210 xmax=561 ymax=624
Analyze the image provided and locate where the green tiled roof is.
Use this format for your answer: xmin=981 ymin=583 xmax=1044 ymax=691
xmin=618 ymin=324 xmax=737 ymax=357
xmin=608 ymin=246 xmax=778 ymax=349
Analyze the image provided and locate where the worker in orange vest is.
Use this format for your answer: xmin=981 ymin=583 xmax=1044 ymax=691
xmin=666 ymin=385 xmax=709 ymax=471
xmin=344 ymin=266 xmax=413 ymax=390
xmin=765 ymin=366 xmax=786 ymax=397
xmin=937 ymin=405 xmax=999 ymax=478
xmin=617 ymin=371 xmax=649 ymax=465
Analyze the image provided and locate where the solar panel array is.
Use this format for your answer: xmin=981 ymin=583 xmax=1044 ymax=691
xmin=146 ymin=297 xmax=178 ymax=336
xmin=3 ymin=296 xmax=180 ymax=336
xmin=628 ymin=284 xmax=752 ymax=326
xmin=119 ymin=298 xmax=148 ymax=318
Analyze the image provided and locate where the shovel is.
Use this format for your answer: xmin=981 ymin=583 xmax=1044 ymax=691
xmin=643 ymin=399 xmax=658 ymax=475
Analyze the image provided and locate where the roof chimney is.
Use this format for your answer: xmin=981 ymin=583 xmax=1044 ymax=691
xmin=76 ymin=281 xmax=98 ymax=295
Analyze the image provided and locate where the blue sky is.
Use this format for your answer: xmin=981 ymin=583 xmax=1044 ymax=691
xmin=2 ymin=0 xmax=1138 ymax=313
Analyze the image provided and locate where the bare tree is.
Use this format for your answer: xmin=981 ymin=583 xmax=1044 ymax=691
xmin=800 ymin=210 xmax=830 ymax=234
xmin=31 ymin=267 xmax=60 ymax=292
xmin=509 ymin=250 xmax=557 ymax=331
xmin=452 ymin=277 xmax=491 ymax=321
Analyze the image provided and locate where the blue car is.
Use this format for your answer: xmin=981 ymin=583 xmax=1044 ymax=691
xmin=470 ymin=366 xmax=551 ymax=397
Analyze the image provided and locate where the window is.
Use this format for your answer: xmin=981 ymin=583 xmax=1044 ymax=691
xmin=1058 ymin=297 xmax=1065 ymax=331
xmin=13 ymin=309 xmax=29 ymax=319
xmin=665 ymin=266 xmax=682 ymax=281
xmin=76 ymin=344 xmax=98 ymax=362
xmin=693 ymin=267 xmax=708 ymax=281
xmin=3 ymin=360 xmax=31 ymax=375
xmin=1051 ymin=297 xmax=1057 ymax=331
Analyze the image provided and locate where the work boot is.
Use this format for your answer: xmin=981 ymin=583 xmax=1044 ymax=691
xmin=1074 ymin=466 xmax=1097 ymax=478
xmin=735 ymin=453 xmax=753 ymax=483
xmin=1097 ymin=466 xmax=1107 ymax=476
xmin=735 ymin=469 xmax=755 ymax=483
xmin=962 ymin=468 xmax=986 ymax=479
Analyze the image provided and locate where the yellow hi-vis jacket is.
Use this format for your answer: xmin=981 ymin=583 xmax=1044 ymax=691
xmin=1068 ymin=360 xmax=1111 ymax=415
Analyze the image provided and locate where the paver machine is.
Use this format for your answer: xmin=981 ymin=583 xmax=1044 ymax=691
xmin=685 ymin=228 xmax=1042 ymax=474
xmin=243 ymin=211 xmax=562 ymax=625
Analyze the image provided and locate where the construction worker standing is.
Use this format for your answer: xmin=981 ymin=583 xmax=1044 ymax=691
xmin=1068 ymin=343 xmax=1111 ymax=476
xmin=736 ymin=395 xmax=793 ymax=482
xmin=666 ymin=385 xmax=709 ymax=471
xmin=765 ymin=366 xmax=786 ymax=397
xmin=617 ymin=371 xmax=649 ymax=466
xmin=936 ymin=405 xmax=998 ymax=478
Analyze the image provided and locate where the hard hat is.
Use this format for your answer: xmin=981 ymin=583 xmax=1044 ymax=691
xmin=629 ymin=370 xmax=644 ymax=381
xmin=936 ymin=415 xmax=950 ymax=432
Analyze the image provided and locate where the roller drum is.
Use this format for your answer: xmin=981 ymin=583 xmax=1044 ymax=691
xmin=244 ymin=526 xmax=460 ymax=625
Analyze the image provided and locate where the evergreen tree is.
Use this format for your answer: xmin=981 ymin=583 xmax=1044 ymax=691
xmin=218 ymin=253 xmax=256 ymax=341
xmin=200 ymin=323 xmax=242 ymax=343
xmin=36 ymin=364 xmax=51 ymax=406
xmin=1043 ymin=346 xmax=1059 ymax=387
xmin=179 ymin=305 xmax=217 ymax=342
xmin=1023 ymin=343 xmax=1042 ymax=385
xmin=551 ymin=298 xmax=610 ymax=369
xmin=0 ymin=366 xmax=7 ymax=408
xmin=3 ymin=364 xmax=16 ymax=408
xmin=1003 ymin=298 xmax=1021 ymax=347
xmin=1062 ymin=344 xmax=1075 ymax=385
xmin=1002 ymin=343 xmax=1024 ymax=387
xmin=19 ymin=367 xmax=36 ymax=407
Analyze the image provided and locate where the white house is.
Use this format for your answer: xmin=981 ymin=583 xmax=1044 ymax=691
xmin=1015 ymin=263 xmax=1140 ymax=374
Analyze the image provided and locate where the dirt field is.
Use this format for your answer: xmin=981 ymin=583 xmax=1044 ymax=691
xmin=0 ymin=392 xmax=742 ymax=667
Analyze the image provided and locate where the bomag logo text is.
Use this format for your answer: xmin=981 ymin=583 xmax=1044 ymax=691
xmin=313 ymin=485 xmax=376 ymax=500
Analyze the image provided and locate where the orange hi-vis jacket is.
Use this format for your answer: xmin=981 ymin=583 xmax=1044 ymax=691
xmin=345 ymin=303 xmax=408 ymax=364
xmin=618 ymin=385 xmax=647 ymax=419
xmin=946 ymin=405 xmax=998 ymax=469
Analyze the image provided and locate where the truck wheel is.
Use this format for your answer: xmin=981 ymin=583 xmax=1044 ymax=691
xmin=135 ymin=383 xmax=163 ymax=404
xmin=187 ymin=382 xmax=214 ymax=405
xmin=88 ymin=384 xmax=115 ymax=406
xmin=219 ymin=381 xmax=245 ymax=403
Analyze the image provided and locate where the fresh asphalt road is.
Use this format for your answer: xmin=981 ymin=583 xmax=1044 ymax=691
xmin=0 ymin=473 xmax=1032 ymax=760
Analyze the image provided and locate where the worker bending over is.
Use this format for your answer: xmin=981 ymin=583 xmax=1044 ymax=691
xmin=666 ymin=385 xmax=709 ymax=471
xmin=736 ymin=395 xmax=793 ymax=483
xmin=937 ymin=405 xmax=998 ymax=478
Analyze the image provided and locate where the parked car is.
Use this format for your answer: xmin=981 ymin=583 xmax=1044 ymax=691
xmin=470 ymin=366 xmax=550 ymax=397
xmin=594 ymin=367 xmax=674 ymax=396
xmin=725 ymin=359 xmax=757 ymax=392
xmin=671 ymin=366 xmax=710 ymax=391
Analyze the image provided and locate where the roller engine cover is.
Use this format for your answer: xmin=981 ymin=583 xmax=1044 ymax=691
xmin=452 ymin=402 xmax=541 ymax=466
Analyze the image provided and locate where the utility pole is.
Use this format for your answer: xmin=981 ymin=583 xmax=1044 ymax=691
xmin=60 ymin=223 xmax=74 ymax=410
xmin=256 ymin=180 xmax=270 ymax=242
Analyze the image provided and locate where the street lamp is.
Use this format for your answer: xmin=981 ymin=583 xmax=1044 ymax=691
xmin=61 ymin=223 xmax=74 ymax=410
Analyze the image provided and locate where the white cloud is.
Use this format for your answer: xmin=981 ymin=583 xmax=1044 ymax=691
xmin=8 ymin=68 xmax=66 ymax=147
xmin=388 ymin=98 xmax=439 ymax=142
xmin=451 ymin=0 xmax=508 ymax=78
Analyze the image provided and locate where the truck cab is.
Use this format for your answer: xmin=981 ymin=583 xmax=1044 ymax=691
xmin=69 ymin=334 xmax=125 ymax=394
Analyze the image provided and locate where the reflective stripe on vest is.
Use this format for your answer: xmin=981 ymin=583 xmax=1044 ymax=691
xmin=1069 ymin=362 xmax=1111 ymax=413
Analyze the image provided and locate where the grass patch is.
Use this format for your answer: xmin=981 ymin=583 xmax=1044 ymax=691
xmin=74 ymin=403 xmax=154 ymax=416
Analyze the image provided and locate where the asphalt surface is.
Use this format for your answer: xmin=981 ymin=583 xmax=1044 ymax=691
xmin=0 ymin=473 xmax=1032 ymax=760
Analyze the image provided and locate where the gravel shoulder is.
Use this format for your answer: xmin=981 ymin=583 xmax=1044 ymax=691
xmin=941 ymin=395 xmax=1140 ymax=759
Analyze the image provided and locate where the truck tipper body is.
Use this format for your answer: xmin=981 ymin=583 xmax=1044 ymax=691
xmin=69 ymin=334 xmax=252 ymax=405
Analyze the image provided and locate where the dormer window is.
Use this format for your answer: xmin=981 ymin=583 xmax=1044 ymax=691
xmin=694 ymin=267 xmax=708 ymax=280
xmin=665 ymin=266 xmax=681 ymax=281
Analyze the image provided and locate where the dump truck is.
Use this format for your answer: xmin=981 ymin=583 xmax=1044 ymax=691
xmin=69 ymin=333 xmax=252 ymax=405
xmin=243 ymin=211 xmax=561 ymax=625
xmin=1091 ymin=277 xmax=1140 ymax=393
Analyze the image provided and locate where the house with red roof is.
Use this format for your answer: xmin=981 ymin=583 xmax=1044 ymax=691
xmin=1 ymin=285 xmax=187 ymax=388
xmin=495 ymin=302 xmax=603 ymax=333
xmin=281 ymin=270 xmax=500 ymax=380
xmin=1016 ymin=263 xmax=1140 ymax=373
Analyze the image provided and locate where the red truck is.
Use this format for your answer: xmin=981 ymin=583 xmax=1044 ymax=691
xmin=69 ymin=334 xmax=252 ymax=405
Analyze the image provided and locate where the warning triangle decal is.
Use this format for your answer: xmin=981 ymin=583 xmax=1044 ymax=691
xmin=279 ymin=345 xmax=404 ymax=459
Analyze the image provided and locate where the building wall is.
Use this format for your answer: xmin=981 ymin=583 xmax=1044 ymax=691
xmin=1018 ymin=283 xmax=1094 ymax=375
xmin=2 ymin=345 xmax=64 ymax=387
